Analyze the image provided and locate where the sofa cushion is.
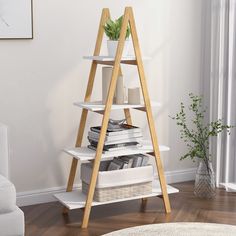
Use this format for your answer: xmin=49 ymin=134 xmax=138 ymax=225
xmin=0 ymin=174 xmax=16 ymax=213
xmin=0 ymin=207 xmax=25 ymax=236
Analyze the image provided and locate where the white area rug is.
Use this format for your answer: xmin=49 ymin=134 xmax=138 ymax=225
xmin=102 ymin=222 xmax=236 ymax=236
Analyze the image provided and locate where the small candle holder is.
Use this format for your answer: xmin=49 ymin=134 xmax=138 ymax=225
xmin=128 ymin=87 xmax=141 ymax=104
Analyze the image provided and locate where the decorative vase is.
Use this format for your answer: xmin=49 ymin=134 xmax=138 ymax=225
xmin=102 ymin=67 xmax=116 ymax=104
xmin=107 ymin=40 xmax=130 ymax=57
xmin=194 ymin=160 xmax=216 ymax=198
xmin=115 ymin=75 xmax=125 ymax=104
xmin=128 ymin=87 xmax=141 ymax=104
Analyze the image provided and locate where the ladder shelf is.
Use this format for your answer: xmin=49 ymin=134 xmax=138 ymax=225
xmin=56 ymin=7 xmax=178 ymax=229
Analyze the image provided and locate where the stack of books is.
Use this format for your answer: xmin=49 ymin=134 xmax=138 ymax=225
xmin=87 ymin=124 xmax=143 ymax=153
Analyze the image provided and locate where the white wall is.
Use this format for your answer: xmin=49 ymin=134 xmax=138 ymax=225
xmin=0 ymin=0 xmax=202 ymax=201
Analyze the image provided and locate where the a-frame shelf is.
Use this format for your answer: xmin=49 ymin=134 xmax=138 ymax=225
xmin=73 ymin=101 xmax=161 ymax=112
xmin=58 ymin=7 xmax=176 ymax=229
xmin=55 ymin=180 xmax=179 ymax=210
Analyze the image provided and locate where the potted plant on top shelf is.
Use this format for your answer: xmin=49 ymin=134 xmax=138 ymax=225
xmin=171 ymin=93 xmax=233 ymax=198
xmin=104 ymin=15 xmax=131 ymax=57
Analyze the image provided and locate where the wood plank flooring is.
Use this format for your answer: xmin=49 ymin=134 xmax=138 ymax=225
xmin=21 ymin=181 xmax=236 ymax=236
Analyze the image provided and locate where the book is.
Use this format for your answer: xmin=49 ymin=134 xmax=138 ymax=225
xmin=88 ymin=140 xmax=140 ymax=148
xmin=141 ymin=155 xmax=149 ymax=166
xmin=88 ymin=136 xmax=143 ymax=146
xmin=87 ymin=142 xmax=141 ymax=153
xmin=90 ymin=124 xmax=142 ymax=136
xmin=107 ymin=161 xmax=122 ymax=171
xmin=88 ymin=140 xmax=142 ymax=153
xmin=119 ymin=156 xmax=134 ymax=168
xmin=122 ymin=162 xmax=129 ymax=169
xmin=132 ymin=155 xmax=143 ymax=168
xmin=132 ymin=154 xmax=149 ymax=167
xmin=105 ymin=154 xmax=150 ymax=171
xmin=88 ymin=130 xmax=142 ymax=142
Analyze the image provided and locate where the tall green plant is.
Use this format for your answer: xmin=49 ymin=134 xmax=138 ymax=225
xmin=104 ymin=16 xmax=130 ymax=40
xmin=171 ymin=93 xmax=233 ymax=174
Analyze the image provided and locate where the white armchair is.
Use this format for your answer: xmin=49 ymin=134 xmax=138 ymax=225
xmin=0 ymin=124 xmax=25 ymax=236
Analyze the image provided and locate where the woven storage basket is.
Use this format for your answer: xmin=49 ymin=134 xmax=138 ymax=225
xmin=81 ymin=161 xmax=153 ymax=202
xmin=82 ymin=181 xmax=152 ymax=202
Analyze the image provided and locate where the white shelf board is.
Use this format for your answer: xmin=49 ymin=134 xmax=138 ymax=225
xmin=83 ymin=55 xmax=151 ymax=61
xmin=73 ymin=101 xmax=161 ymax=112
xmin=54 ymin=180 xmax=179 ymax=210
xmin=63 ymin=141 xmax=169 ymax=162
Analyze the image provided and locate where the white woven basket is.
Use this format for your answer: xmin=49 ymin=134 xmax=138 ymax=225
xmin=82 ymin=181 xmax=152 ymax=202
xmin=81 ymin=161 xmax=153 ymax=202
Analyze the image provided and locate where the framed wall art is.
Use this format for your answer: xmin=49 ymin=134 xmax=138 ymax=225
xmin=0 ymin=0 xmax=33 ymax=39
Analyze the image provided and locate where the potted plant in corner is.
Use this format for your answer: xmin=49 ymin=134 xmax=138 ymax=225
xmin=171 ymin=93 xmax=233 ymax=198
xmin=104 ymin=15 xmax=131 ymax=57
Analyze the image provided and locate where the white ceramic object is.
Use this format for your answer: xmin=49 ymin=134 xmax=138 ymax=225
xmin=102 ymin=67 xmax=114 ymax=104
xmin=128 ymin=87 xmax=141 ymax=104
xmin=107 ymin=40 xmax=130 ymax=57
xmin=81 ymin=161 xmax=153 ymax=188
xmin=115 ymin=76 xmax=124 ymax=104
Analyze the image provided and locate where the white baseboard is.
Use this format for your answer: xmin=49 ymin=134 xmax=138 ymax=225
xmin=16 ymin=184 xmax=81 ymax=207
xmin=17 ymin=168 xmax=197 ymax=207
xmin=164 ymin=168 xmax=197 ymax=184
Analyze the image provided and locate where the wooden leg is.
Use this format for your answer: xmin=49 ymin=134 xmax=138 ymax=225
xmin=63 ymin=9 xmax=110 ymax=215
xmin=128 ymin=7 xmax=171 ymax=213
xmin=81 ymin=9 xmax=130 ymax=228
xmin=140 ymin=197 xmax=148 ymax=212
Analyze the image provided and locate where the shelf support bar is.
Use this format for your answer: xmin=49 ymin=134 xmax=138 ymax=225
xmin=119 ymin=67 xmax=132 ymax=125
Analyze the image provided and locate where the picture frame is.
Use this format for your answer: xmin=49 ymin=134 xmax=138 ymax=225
xmin=0 ymin=0 xmax=33 ymax=39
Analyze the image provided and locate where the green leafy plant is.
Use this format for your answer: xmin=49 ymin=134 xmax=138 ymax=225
xmin=171 ymin=93 xmax=233 ymax=174
xmin=104 ymin=16 xmax=131 ymax=40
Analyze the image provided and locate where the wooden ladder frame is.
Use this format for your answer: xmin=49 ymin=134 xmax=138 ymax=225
xmin=63 ymin=7 xmax=171 ymax=229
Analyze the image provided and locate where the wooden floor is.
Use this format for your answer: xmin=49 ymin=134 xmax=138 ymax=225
xmin=22 ymin=181 xmax=236 ymax=236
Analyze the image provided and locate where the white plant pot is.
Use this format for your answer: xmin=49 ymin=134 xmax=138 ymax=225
xmin=107 ymin=40 xmax=130 ymax=57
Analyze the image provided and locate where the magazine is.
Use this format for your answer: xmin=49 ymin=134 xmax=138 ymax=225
xmin=88 ymin=131 xmax=142 ymax=142
xmin=88 ymin=136 xmax=143 ymax=145
xmin=90 ymin=124 xmax=142 ymax=136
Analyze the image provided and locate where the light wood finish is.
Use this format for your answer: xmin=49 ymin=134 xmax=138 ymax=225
xmin=62 ymin=6 xmax=171 ymax=228
xmin=124 ymin=108 xmax=132 ymax=125
xmin=128 ymin=7 xmax=171 ymax=213
xmin=63 ymin=8 xmax=110 ymax=214
xmin=81 ymin=8 xmax=130 ymax=229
